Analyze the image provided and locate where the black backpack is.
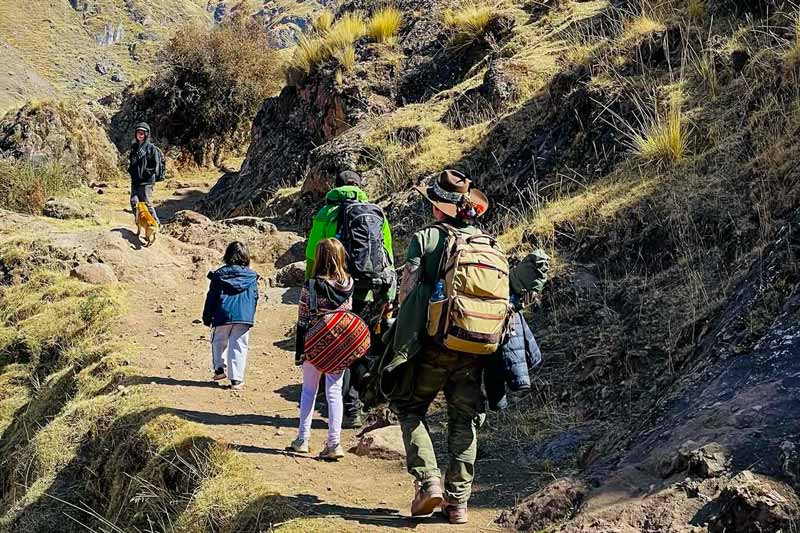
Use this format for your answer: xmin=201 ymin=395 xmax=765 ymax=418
xmin=154 ymin=146 xmax=167 ymax=182
xmin=337 ymin=201 xmax=390 ymax=286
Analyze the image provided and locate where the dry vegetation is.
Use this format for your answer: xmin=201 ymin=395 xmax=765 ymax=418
xmin=285 ymin=8 xmax=403 ymax=83
xmin=152 ymin=13 xmax=281 ymax=161
xmin=0 ymin=161 xmax=79 ymax=215
xmin=0 ymin=241 xmax=296 ymax=531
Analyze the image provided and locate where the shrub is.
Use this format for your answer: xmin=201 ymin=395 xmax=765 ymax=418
xmin=368 ymin=6 xmax=403 ymax=44
xmin=152 ymin=14 xmax=280 ymax=164
xmin=313 ymin=10 xmax=334 ymax=35
xmin=443 ymin=2 xmax=494 ymax=46
xmin=0 ymin=160 xmax=79 ymax=215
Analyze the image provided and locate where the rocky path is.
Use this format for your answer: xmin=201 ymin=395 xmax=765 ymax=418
xmin=95 ymin=181 xmax=505 ymax=532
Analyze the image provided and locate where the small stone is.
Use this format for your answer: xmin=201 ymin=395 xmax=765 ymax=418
xmin=192 ymin=319 xmax=202 ymax=324
xmin=273 ymin=261 xmax=306 ymax=288
xmin=154 ymin=331 xmax=165 ymax=337
xmin=43 ymin=198 xmax=91 ymax=220
xmin=70 ymin=263 xmax=118 ymax=285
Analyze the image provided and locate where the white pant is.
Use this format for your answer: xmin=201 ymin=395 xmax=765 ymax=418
xmin=298 ymin=361 xmax=344 ymax=446
xmin=211 ymin=324 xmax=250 ymax=382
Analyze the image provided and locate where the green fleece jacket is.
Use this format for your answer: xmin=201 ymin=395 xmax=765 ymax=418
xmin=305 ymin=186 xmax=394 ymax=279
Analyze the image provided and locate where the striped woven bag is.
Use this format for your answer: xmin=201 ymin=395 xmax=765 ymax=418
xmin=303 ymin=281 xmax=370 ymax=374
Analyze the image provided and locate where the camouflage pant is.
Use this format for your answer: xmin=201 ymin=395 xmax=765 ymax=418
xmin=391 ymin=347 xmax=486 ymax=504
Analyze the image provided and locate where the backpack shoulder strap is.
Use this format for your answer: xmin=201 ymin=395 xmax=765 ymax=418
xmin=308 ymin=279 xmax=319 ymax=314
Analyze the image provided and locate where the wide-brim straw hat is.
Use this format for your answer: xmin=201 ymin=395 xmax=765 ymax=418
xmin=414 ymin=169 xmax=489 ymax=219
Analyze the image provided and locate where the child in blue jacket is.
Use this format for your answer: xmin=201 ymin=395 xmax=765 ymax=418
xmin=202 ymin=241 xmax=259 ymax=390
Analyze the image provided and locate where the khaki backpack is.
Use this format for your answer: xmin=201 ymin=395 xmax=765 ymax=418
xmin=426 ymin=224 xmax=511 ymax=355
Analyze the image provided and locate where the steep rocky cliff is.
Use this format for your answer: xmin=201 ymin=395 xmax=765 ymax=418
xmin=205 ymin=0 xmax=800 ymax=530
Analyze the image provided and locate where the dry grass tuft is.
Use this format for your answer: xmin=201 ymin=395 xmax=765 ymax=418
xmin=286 ymin=12 xmax=367 ymax=82
xmin=333 ymin=44 xmax=357 ymax=71
xmin=622 ymin=97 xmax=688 ymax=166
xmin=686 ymin=0 xmax=705 ymax=22
xmin=443 ymin=2 xmax=495 ymax=46
xmin=313 ymin=10 xmax=334 ymax=35
xmin=368 ymin=6 xmax=403 ymax=44
xmin=692 ymin=49 xmax=718 ymax=97
xmin=0 ymin=160 xmax=80 ymax=215
xmin=324 ymin=12 xmax=368 ymax=55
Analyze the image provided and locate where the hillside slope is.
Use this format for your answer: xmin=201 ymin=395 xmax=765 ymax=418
xmin=206 ymin=0 xmax=800 ymax=530
xmin=0 ymin=0 xmax=213 ymax=113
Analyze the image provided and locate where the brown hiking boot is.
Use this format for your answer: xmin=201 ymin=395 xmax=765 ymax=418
xmin=442 ymin=501 xmax=468 ymax=524
xmin=410 ymin=479 xmax=443 ymax=517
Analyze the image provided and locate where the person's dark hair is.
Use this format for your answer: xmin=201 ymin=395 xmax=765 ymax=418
xmin=223 ymin=241 xmax=250 ymax=267
xmin=335 ymin=170 xmax=363 ymax=187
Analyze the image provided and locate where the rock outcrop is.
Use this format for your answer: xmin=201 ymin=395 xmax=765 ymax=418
xmin=0 ymin=101 xmax=122 ymax=182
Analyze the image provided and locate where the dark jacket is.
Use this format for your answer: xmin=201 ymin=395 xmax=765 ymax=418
xmin=128 ymin=123 xmax=162 ymax=186
xmin=202 ymin=265 xmax=260 ymax=327
xmin=485 ymin=312 xmax=542 ymax=411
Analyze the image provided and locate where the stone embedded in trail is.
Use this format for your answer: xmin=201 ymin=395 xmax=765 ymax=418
xmin=660 ymin=441 xmax=729 ymax=479
xmin=352 ymin=425 xmax=406 ymax=460
xmin=709 ymin=471 xmax=800 ymax=533
xmin=171 ymin=210 xmax=211 ymax=227
xmin=70 ymin=262 xmax=117 ymax=285
xmin=43 ymin=198 xmax=91 ymax=219
xmin=220 ymin=216 xmax=276 ymax=234
xmin=498 ymin=477 xmax=587 ymax=531
xmin=272 ymin=261 xmax=305 ymax=288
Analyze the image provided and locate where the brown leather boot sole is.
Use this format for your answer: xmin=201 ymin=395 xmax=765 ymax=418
xmin=411 ymin=484 xmax=444 ymax=516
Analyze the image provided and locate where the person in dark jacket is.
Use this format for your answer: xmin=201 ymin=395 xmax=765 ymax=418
xmin=202 ymin=242 xmax=260 ymax=390
xmin=128 ymin=122 xmax=162 ymax=225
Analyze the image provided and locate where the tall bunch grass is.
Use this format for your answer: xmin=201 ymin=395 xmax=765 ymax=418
xmin=368 ymin=6 xmax=403 ymax=44
xmin=324 ymin=12 xmax=368 ymax=55
xmin=630 ymin=99 xmax=687 ymax=164
xmin=286 ymin=12 xmax=367 ymax=82
xmin=443 ymin=2 xmax=494 ymax=46
xmin=313 ymin=10 xmax=334 ymax=35
xmin=692 ymin=49 xmax=718 ymax=97
xmin=0 ymin=160 xmax=79 ymax=215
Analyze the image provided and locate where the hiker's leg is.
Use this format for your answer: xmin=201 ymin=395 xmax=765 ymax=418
xmin=324 ymin=370 xmax=345 ymax=446
xmin=298 ymin=362 xmax=322 ymax=441
xmin=129 ymin=184 xmax=139 ymax=219
xmin=393 ymin=350 xmax=449 ymax=483
xmin=227 ymin=324 xmax=250 ymax=383
xmin=341 ymin=367 xmax=362 ymax=418
xmin=210 ymin=325 xmax=230 ymax=374
xmin=141 ymin=183 xmax=160 ymax=225
xmin=442 ymin=355 xmax=485 ymax=504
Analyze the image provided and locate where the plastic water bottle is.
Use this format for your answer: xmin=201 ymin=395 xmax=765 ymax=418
xmin=432 ymin=280 xmax=446 ymax=302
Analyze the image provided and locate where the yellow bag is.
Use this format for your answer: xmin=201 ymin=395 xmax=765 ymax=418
xmin=426 ymin=224 xmax=510 ymax=355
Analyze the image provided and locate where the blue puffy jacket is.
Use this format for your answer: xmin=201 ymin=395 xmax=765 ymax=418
xmin=484 ymin=312 xmax=542 ymax=410
xmin=202 ymin=265 xmax=259 ymax=327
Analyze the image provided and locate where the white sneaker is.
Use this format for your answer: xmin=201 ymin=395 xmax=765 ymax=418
xmin=289 ymin=438 xmax=309 ymax=453
xmin=318 ymin=442 xmax=345 ymax=460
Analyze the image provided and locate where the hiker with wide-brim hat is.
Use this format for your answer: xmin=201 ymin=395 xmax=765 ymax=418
xmin=388 ymin=169 xmax=492 ymax=525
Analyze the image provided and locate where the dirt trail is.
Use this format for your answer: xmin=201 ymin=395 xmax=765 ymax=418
xmin=92 ymin=181 xmax=504 ymax=532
